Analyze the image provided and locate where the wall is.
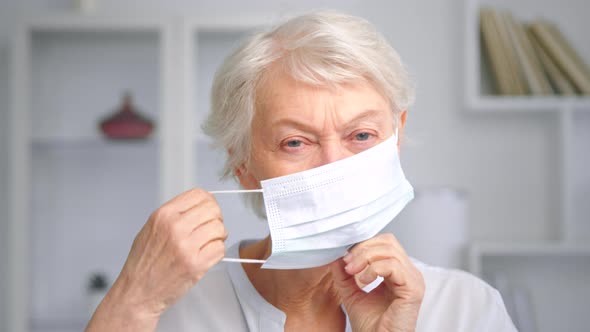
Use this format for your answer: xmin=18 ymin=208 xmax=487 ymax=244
xmin=0 ymin=46 xmax=8 ymax=332
xmin=1 ymin=3 xmax=17 ymax=331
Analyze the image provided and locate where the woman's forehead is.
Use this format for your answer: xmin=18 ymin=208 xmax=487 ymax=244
xmin=254 ymin=70 xmax=391 ymax=127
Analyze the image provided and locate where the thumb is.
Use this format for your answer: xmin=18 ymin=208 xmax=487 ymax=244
xmin=330 ymin=258 xmax=363 ymax=306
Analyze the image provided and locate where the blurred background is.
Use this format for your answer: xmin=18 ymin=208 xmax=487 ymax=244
xmin=0 ymin=1 xmax=588 ymax=332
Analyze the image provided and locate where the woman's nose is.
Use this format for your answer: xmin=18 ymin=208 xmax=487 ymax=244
xmin=318 ymin=140 xmax=353 ymax=166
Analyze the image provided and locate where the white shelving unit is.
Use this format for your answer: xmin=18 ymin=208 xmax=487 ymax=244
xmin=7 ymin=14 xmax=184 ymax=332
xmin=469 ymin=243 xmax=590 ymax=331
xmin=7 ymin=13 xmax=277 ymax=332
xmin=465 ymin=0 xmax=590 ymax=330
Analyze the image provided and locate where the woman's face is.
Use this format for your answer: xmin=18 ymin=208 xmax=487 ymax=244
xmin=237 ymin=70 xmax=405 ymax=188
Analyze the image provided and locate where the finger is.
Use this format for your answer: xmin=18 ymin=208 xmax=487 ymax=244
xmin=178 ymin=200 xmax=223 ymax=233
xmin=329 ymin=259 xmax=363 ymax=303
xmin=190 ymin=219 xmax=227 ymax=250
xmin=356 ymin=258 xmax=406 ymax=287
xmin=354 ymin=265 xmax=373 ymax=289
xmin=345 ymin=244 xmax=404 ymax=275
xmin=163 ymin=188 xmax=214 ymax=214
xmin=347 ymin=233 xmax=413 ymax=269
xmin=197 ymin=240 xmax=226 ymax=270
xmin=180 ymin=195 xmax=220 ymax=216
xmin=179 ymin=190 xmax=219 ymax=215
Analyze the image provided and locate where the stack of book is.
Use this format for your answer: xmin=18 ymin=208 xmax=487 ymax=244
xmin=480 ymin=8 xmax=590 ymax=96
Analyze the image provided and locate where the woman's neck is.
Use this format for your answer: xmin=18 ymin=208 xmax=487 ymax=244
xmin=240 ymin=238 xmax=345 ymax=328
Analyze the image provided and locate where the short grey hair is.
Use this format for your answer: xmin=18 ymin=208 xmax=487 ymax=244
xmin=202 ymin=11 xmax=415 ymax=218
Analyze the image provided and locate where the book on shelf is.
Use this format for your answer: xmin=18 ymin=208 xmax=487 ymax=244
xmin=505 ymin=12 xmax=553 ymax=95
xmin=479 ymin=8 xmax=590 ymax=96
xmin=494 ymin=9 xmax=528 ymax=95
xmin=480 ymin=8 xmax=518 ymax=95
xmin=529 ymin=20 xmax=590 ymax=94
xmin=544 ymin=22 xmax=590 ymax=82
xmin=527 ymin=27 xmax=576 ymax=95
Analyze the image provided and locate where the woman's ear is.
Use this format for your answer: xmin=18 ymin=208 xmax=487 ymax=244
xmin=234 ymin=163 xmax=259 ymax=190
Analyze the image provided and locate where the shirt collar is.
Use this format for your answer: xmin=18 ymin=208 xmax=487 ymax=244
xmin=226 ymin=240 xmax=287 ymax=332
xmin=226 ymin=240 xmax=353 ymax=332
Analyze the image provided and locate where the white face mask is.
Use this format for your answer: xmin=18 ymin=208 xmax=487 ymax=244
xmin=215 ymin=130 xmax=414 ymax=269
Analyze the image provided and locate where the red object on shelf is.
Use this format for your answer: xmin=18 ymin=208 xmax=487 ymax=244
xmin=99 ymin=93 xmax=154 ymax=139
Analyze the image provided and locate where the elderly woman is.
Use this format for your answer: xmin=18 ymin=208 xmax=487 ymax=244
xmin=86 ymin=12 xmax=515 ymax=331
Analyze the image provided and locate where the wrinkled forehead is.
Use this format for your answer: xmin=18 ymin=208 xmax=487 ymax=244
xmin=251 ymin=69 xmax=394 ymax=135
xmin=254 ymin=61 xmax=392 ymax=117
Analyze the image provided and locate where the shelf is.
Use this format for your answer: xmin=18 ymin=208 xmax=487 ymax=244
xmin=23 ymin=13 xmax=168 ymax=31
xmin=472 ymin=246 xmax=590 ymax=332
xmin=469 ymin=241 xmax=590 ymax=332
xmin=464 ymin=0 xmax=590 ymax=244
xmin=571 ymin=111 xmax=590 ymax=242
xmin=184 ymin=16 xmax=272 ymax=31
xmin=23 ymin=23 xmax=164 ymax=328
xmin=468 ymin=241 xmax=590 ymax=283
xmin=30 ymin=140 xmax=159 ymax=325
xmin=464 ymin=2 xmax=590 ymax=329
xmin=467 ymin=96 xmax=590 ymax=112
xmin=470 ymin=242 xmax=590 ymax=257
xmin=8 ymin=13 xmax=184 ymax=332
xmin=30 ymin=29 xmax=160 ymax=142
xmin=465 ymin=0 xmax=590 ymax=110
xmin=31 ymin=136 xmax=158 ymax=148
xmin=469 ymin=241 xmax=590 ymax=274
xmin=31 ymin=317 xmax=87 ymax=332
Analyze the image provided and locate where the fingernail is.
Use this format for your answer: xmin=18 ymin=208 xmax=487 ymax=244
xmin=343 ymin=252 xmax=352 ymax=263
xmin=345 ymin=263 xmax=353 ymax=272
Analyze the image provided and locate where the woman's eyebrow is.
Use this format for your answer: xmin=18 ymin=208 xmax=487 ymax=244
xmin=343 ymin=109 xmax=389 ymax=128
xmin=270 ymin=117 xmax=319 ymax=133
xmin=270 ymin=109 xmax=388 ymax=132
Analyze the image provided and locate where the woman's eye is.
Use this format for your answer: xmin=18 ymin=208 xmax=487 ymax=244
xmin=354 ymin=132 xmax=371 ymax=141
xmin=286 ymin=140 xmax=302 ymax=148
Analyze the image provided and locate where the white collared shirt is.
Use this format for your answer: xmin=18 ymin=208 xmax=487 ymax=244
xmin=157 ymin=240 xmax=516 ymax=331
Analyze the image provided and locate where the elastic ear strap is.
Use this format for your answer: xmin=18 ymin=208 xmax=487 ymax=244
xmin=209 ymin=189 xmax=263 ymax=194
xmin=222 ymin=258 xmax=266 ymax=264
xmin=395 ymin=128 xmax=399 ymax=144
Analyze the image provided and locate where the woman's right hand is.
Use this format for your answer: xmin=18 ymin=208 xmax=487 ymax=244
xmin=85 ymin=188 xmax=227 ymax=332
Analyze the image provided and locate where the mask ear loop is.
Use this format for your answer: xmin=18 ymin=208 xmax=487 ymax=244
xmin=221 ymin=258 xmax=266 ymax=264
xmin=209 ymin=189 xmax=263 ymax=194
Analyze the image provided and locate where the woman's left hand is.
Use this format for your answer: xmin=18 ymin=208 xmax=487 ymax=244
xmin=330 ymin=233 xmax=425 ymax=332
